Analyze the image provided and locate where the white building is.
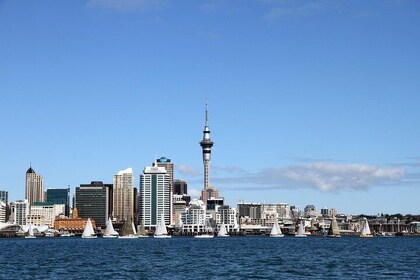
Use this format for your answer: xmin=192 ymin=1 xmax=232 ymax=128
xmin=27 ymin=203 xmax=65 ymax=227
xmin=215 ymin=205 xmax=238 ymax=232
xmin=139 ymin=162 xmax=171 ymax=230
xmin=113 ymin=167 xmax=134 ymax=222
xmin=10 ymin=200 xmax=29 ymax=226
xmin=181 ymin=199 xmax=206 ymax=233
xmin=0 ymin=201 xmax=6 ymax=223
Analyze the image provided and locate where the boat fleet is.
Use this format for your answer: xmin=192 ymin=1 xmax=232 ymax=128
xmin=23 ymin=215 xmax=380 ymax=239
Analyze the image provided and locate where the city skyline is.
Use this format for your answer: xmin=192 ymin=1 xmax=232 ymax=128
xmin=1 ymin=1 xmax=419 ymax=214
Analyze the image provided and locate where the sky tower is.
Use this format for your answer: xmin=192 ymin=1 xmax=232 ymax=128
xmin=200 ymin=99 xmax=213 ymax=190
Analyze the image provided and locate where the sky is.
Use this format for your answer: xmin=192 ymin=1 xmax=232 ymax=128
xmin=0 ymin=0 xmax=419 ymax=215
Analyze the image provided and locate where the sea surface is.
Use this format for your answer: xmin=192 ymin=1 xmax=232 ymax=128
xmin=1 ymin=236 xmax=419 ymax=279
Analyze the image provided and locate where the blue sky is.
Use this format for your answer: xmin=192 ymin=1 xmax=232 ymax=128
xmin=1 ymin=0 xmax=419 ymax=214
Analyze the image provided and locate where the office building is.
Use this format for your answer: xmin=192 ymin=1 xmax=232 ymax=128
xmin=75 ymin=181 xmax=112 ymax=228
xmin=27 ymin=202 xmax=65 ymax=227
xmin=156 ymin=156 xmax=173 ymax=190
xmin=25 ymin=166 xmax=44 ymax=205
xmin=10 ymin=199 xmax=29 ymax=226
xmin=113 ymin=167 xmax=134 ymax=222
xmin=0 ymin=190 xmax=8 ymax=204
xmin=173 ymin=180 xmax=187 ymax=195
xmin=139 ymin=161 xmax=171 ymax=230
xmin=46 ymin=188 xmax=70 ymax=217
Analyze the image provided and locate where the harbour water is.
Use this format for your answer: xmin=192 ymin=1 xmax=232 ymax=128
xmin=1 ymin=236 xmax=419 ymax=279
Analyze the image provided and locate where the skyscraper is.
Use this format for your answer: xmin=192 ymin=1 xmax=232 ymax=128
xmin=10 ymin=199 xmax=29 ymax=226
xmin=113 ymin=167 xmax=134 ymax=222
xmin=0 ymin=190 xmax=8 ymax=204
xmin=199 ymin=100 xmax=219 ymax=204
xmin=173 ymin=180 xmax=187 ymax=195
xmin=25 ymin=166 xmax=44 ymax=206
xmin=139 ymin=161 xmax=171 ymax=230
xmin=75 ymin=181 xmax=112 ymax=228
xmin=46 ymin=188 xmax=70 ymax=217
xmin=156 ymin=156 xmax=174 ymax=191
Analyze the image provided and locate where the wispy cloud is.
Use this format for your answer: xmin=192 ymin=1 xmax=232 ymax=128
xmin=263 ymin=0 xmax=340 ymax=20
xmin=86 ymin=0 xmax=168 ymax=12
xmin=176 ymin=164 xmax=200 ymax=177
xmin=212 ymin=165 xmax=247 ymax=175
xmin=188 ymin=188 xmax=201 ymax=199
xmin=213 ymin=162 xmax=405 ymax=192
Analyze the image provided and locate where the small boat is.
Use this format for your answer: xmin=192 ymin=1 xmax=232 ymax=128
xmin=103 ymin=218 xmax=119 ymax=238
xmin=270 ymin=218 xmax=284 ymax=238
xmin=82 ymin=218 xmax=97 ymax=238
xmin=327 ymin=215 xmax=341 ymax=238
xmin=295 ymin=221 xmax=307 ymax=237
xmin=119 ymin=219 xmax=138 ymax=239
xmin=154 ymin=213 xmax=171 ymax=238
xmin=217 ymin=222 xmax=229 ymax=237
xmin=360 ymin=218 xmax=373 ymax=238
xmin=25 ymin=225 xmax=36 ymax=239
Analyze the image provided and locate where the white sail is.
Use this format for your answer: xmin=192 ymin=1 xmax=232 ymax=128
xmin=295 ymin=221 xmax=307 ymax=237
xmin=82 ymin=218 xmax=97 ymax=238
xmin=104 ymin=218 xmax=118 ymax=237
xmin=132 ymin=222 xmax=137 ymax=235
xmin=270 ymin=219 xmax=284 ymax=237
xmin=218 ymin=223 xmax=229 ymax=237
xmin=154 ymin=213 xmax=170 ymax=238
xmin=361 ymin=218 xmax=372 ymax=236
xmin=28 ymin=225 xmax=34 ymax=237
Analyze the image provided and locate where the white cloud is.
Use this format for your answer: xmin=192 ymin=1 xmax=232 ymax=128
xmin=176 ymin=164 xmax=199 ymax=177
xmin=188 ymin=188 xmax=201 ymax=199
xmin=86 ymin=0 xmax=167 ymax=11
xmin=213 ymin=162 xmax=405 ymax=192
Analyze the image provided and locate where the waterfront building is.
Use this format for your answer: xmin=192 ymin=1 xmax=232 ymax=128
xmin=113 ymin=167 xmax=134 ymax=222
xmin=27 ymin=202 xmax=65 ymax=227
xmin=54 ymin=209 xmax=96 ymax=234
xmin=262 ymin=203 xmax=290 ymax=222
xmin=139 ymin=161 xmax=171 ymax=230
xmin=215 ymin=205 xmax=238 ymax=232
xmin=206 ymin=197 xmax=224 ymax=211
xmin=0 ymin=190 xmax=8 ymax=204
xmin=75 ymin=181 xmax=112 ymax=228
xmin=181 ymin=199 xmax=206 ymax=233
xmin=0 ymin=201 xmax=6 ymax=223
xmin=25 ymin=166 xmax=44 ymax=206
xmin=237 ymin=202 xmax=263 ymax=225
xmin=10 ymin=200 xmax=29 ymax=226
xmin=46 ymin=188 xmax=70 ymax=217
xmin=321 ymin=207 xmax=330 ymax=217
xmin=173 ymin=179 xmax=187 ymax=195
xmin=290 ymin=205 xmax=300 ymax=219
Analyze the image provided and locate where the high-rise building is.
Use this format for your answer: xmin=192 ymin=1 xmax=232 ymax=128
xmin=199 ymin=100 xmax=220 ymax=204
xmin=0 ymin=190 xmax=8 ymax=204
xmin=0 ymin=201 xmax=6 ymax=223
xmin=75 ymin=181 xmax=112 ymax=228
xmin=25 ymin=166 xmax=44 ymax=206
xmin=156 ymin=156 xmax=173 ymax=190
xmin=139 ymin=161 xmax=171 ymax=230
xmin=181 ymin=199 xmax=206 ymax=233
xmin=113 ymin=167 xmax=134 ymax=222
xmin=10 ymin=200 xmax=29 ymax=226
xmin=173 ymin=180 xmax=187 ymax=195
xmin=215 ymin=205 xmax=238 ymax=232
xmin=46 ymin=188 xmax=70 ymax=217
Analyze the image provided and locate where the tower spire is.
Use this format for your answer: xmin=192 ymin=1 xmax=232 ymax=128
xmin=200 ymin=96 xmax=213 ymax=190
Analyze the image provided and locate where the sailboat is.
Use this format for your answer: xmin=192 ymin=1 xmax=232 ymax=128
xmin=119 ymin=219 xmax=138 ymax=239
xmin=103 ymin=218 xmax=118 ymax=238
xmin=137 ymin=221 xmax=148 ymax=238
xmin=25 ymin=224 xmax=36 ymax=239
xmin=270 ymin=218 xmax=284 ymax=238
xmin=154 ymin=213 xmax=171 ymax=238
xmin=195 ymin=218 xmax=214 ymax=238
xmin=295 ymin=220 xmax=307 ymax=237
xmin=327 ymin=215 xmax=341 ymax=238
xmin=82 ymin=218 xmax=97 ymax=238
xmin=360 ymin=218 xmax=373 ymax=238
xmin=217 ymin=222 xmax=229 ymax=237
